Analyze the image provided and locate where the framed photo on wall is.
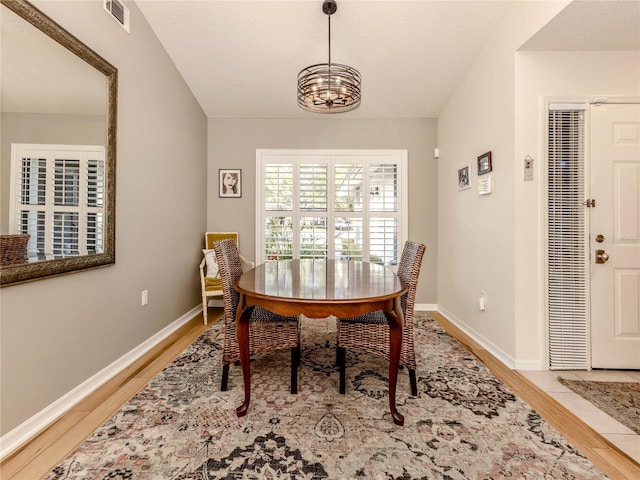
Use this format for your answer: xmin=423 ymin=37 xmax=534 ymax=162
xmin=219 ymin=169 xmax=242 ymax=198
xmin=458 ymin=164 xmax=471 ymax=191
xmin=477 ymin=151 xmax=492 ymax=175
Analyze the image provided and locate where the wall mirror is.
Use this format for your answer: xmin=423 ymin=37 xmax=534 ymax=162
xmin=0 ymin=0 xmax=117 ymax=286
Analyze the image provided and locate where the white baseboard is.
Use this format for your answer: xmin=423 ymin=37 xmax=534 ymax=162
xmin=415 ymin=303 xmax=438 ymax=312
xmin=1 ymin=302 xmax=536 ymax=460
xmin=514 ymin=358 xmax=545 ymax=370
xmin=0 ymin=305 xmax=202 ymax=461
xmin=436 ymin=306 xmax=517 ymax=369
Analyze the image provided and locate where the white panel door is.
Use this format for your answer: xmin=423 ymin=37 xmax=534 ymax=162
xmin=590 ymin=103 xmax=640 ymax=369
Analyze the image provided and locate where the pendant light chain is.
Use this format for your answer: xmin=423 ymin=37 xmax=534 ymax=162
xmin=327 ymin=10 xmax=331 ymax=103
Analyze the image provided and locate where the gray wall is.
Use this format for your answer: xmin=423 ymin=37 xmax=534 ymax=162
xmin=207 ymin=118 xmax=437 ymax=304
xmin=0 ymin=1 xmax=207 ymax=434
xmin=1 ymin=112 xmax=106 ymax=232
xmin=437 ymin=3 xmax=562 ymax=366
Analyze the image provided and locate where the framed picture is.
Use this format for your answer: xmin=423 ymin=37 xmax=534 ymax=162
xmin=219 ymin=169 xmax=242 ymax=198
xmin=458 ymin=164 xmax=471 ymax=191
xmin=477 ymin=151 xmax=492 ymax=175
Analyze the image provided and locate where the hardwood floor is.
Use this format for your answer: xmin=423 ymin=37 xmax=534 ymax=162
xmin=430 ymin=312 xmax=640 ymax=480
xmin=1 ymin=310 xmax=638 ymax=479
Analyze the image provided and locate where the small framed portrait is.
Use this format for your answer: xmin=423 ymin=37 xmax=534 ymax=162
xmin=477 ymin=151 xmax=492 ymax=175
xmin=219 ymin=169 xmax=242 ymax=198
xmin=458 ymin=164 xmax=471 ymax=191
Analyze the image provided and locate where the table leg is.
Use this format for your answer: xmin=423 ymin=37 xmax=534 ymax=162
xmin=235 ymin=296 xmax=254 ymax=418
xmin=385 ymin=296 xmax=405 ymax=426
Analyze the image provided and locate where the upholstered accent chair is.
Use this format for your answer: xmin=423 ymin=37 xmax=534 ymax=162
xmin=213 ymin=238 xmax=301 ymax=392
xmin=200 ymin=232 xmax=243 ymax=324
xmin=336 ymin=241 xmax=426 ymax=396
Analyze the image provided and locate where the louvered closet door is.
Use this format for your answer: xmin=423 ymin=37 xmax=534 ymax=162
xmin=547 ymin=107 xmax=589 ymax=369
xmin=590 ymin=103 xmax=640 ymax=369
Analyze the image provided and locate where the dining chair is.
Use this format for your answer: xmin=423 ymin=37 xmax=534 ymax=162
xmin=213 ymin=238 xmax=301 ymax=393
xmin=336 ymin=241 xmax=426 ymax=396
xmin=200 ymin=232 xmax=240 ymax=325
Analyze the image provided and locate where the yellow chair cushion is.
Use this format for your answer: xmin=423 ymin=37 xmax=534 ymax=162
xmin=205 ymin=277 xmax=222 ymax=290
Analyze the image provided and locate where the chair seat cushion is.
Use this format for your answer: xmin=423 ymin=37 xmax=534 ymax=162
xmin=253 ymin=306 xmax=299 ymax=324
xmin=340 ymin=310 xmax=388 ymax=326
xmin=205 ymin=277 xmax=222 ymax=290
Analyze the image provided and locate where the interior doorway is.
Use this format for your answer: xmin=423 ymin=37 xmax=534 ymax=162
xmin=547 ymin=102 xmax=640 ymax=370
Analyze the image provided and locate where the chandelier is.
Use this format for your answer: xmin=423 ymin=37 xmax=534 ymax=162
xmin=297 ymin=0 xmax=361 ymax=113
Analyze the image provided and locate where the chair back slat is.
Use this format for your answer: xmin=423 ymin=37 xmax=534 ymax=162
xmin=397 ymin=240 xmax=426 ymax=318
xmin=213 ymin=238 xmax=244 ymax=325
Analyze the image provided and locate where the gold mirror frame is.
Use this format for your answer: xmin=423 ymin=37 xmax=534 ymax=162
xmin=0 ymin=0 xmax=117 ymax=286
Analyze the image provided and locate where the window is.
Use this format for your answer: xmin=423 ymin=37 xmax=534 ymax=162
xmin=546 ymin=106 xmax=588 ymax=369
xmin=9 ymin=144 xmax=106 ymax=260
xmin=256 ymin=150 xmax=408 ymax=266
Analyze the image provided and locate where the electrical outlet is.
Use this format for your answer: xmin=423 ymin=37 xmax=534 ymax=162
xmin=141 ymin=289 xmax=148 ymax=306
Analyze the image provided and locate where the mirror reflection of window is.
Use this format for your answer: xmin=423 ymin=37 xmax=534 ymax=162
xmin=11 ymin=144 xmax=105 ymax=261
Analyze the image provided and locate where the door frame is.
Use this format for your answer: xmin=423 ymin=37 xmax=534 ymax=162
xmin=542 ymin=96 xmax=640 ymax=370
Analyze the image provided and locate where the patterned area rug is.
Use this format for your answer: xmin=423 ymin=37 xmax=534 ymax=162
xmin=45 ymin=314 xmax=606 ymax=479
xmin=559 ymin=377 xmax=640 ymax=435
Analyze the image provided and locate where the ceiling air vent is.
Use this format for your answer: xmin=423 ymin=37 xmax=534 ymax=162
xmin=104 ymin=0 xmax=130 ymax=33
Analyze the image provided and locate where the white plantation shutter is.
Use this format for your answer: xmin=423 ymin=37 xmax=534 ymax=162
xmin=370 ymin=217 xmax=399 ymax=265
xmin=20 ymin=157 xmax=46 ymax=206
xmin=10 ymin=144 xmax=105 ymax=259
xmin=18 ymin=211 xmax=45 ymax=255
xmin=335 ymin=164 xmax=364 ymax=212
xmin=18 ymin=157 xmax=47 ymax=255
xmin=52 ymin=211 xmax=79 ymax=255
xmin=53 ymin=158 xmax=80 ymax=207
xmin=547 ymin=106 xmax=589 ymax=369
xmin=299 ymin=164 xmax=328 ymax=259
xmin=265 ymin=164 xmax=293 ymax=211
xmin=87 ymin=159 xmax=105 ymax=208
xmin=86 ymin=212 xmax=104 ymax=253
xmin=257 ymin=150 xmax=407 ymax=265
xmin=370 ymin=164 xmax=398 ymax=212
xmin=264 ymin=162 xmax=294 ymax=260
xmin=300 ymin=164 xmax=327 ymax=211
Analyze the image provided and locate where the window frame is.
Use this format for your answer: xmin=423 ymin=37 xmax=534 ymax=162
xmin=255 ymin=149 xmax=408 ymax=267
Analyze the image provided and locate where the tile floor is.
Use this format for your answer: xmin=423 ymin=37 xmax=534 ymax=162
xmin=519 ymin=369 xmax=640 ymax=464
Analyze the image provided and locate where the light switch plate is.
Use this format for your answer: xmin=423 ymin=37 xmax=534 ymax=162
xmin=524 ymin=155 xmax=534 ymax=181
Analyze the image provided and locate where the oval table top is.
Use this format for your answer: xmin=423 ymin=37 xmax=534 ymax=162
xmin=235 ymin=258 xmax=405 ymax=306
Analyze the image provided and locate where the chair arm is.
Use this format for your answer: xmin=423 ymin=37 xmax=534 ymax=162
xmin=239 ymin=255 xmax=255 ymax=273
xmin=199 ymin=257 xmax=207 ymax=287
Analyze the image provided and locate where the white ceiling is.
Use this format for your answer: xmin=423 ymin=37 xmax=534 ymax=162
xmin=2 ymin=1 xmax=638 ymax=118
xmin=521 ymin=0 xmax=640 ymax=51
xmin=136 ymin=0 xmax=640 ymax=120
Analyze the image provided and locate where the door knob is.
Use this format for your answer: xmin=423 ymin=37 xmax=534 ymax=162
xmin=595 ymin=249 xmax=609 ymax=264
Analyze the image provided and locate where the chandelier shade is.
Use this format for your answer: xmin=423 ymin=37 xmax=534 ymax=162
xmin=297 ymin=0 xmax=361 ymax=113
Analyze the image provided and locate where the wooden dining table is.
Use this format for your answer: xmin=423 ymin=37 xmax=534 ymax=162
xmin=234 ymin=258 xmax=408 ymax=425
